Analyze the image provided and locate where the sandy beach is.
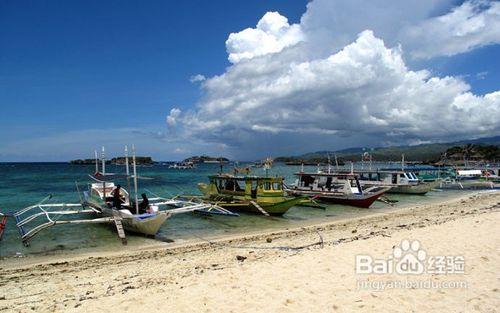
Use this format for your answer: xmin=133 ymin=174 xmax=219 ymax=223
xmin=1 ymin=190 xmax=499 ymax=312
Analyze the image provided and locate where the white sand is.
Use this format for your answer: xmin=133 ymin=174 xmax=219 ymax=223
xmin=1 ymin=191 xmax=499 ymax=312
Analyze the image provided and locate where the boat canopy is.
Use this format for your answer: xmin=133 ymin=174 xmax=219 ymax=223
xmin=294 ymin=172 xmax=360 ymax=178
xmin=208 ymin=174 xmax=283 ymax=182
xmin=457 ymin=170 xmax=482 ymax=176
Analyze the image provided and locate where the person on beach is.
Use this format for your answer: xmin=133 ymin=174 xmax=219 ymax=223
xmin=112 ymin=185 xmax=123 ymax=210
xmin=139 ymin=193 xmax=149 ymax=214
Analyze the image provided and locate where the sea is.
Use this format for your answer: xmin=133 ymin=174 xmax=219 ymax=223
xmin=0 ymin=162 xmax=471 ymax=258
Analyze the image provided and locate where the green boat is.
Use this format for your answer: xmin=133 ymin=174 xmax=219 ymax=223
xmin=198 ymin=174 xmax=304 ymax=216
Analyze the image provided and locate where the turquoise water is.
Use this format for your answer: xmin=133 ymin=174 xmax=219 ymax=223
xmin=0 ymin=162 xmax=470 ymax=258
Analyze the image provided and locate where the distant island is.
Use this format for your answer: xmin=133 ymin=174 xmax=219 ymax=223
xmin=70 ymin=156 xmax=154 ymax=165
xmin=275 ymin=136 xmax=500 ymax=165
xmin=183 ymin=155 xmax=229 ymax=163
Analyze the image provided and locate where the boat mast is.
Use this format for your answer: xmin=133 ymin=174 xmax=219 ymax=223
xmin=94 ymin=150 xmax=99 ymax=173
xmin=125 ymin=145 xmax=131 ymax=204
xmin=125 ymin=145 xmax=130 ymax=176
xmin=101 ymin=147 xmax=106 ymax=202
xmin=335 ymin=154 xmax=339 ymax=170
xmin=401 ymin=154 xmax=405 ymax=171
xmin=101 ymin=146 xmax=106 ymax=175
xmin=264 ymin=157 xmax=271 ymax=177
xmin=327 ymin=153 xmax=331 ymax=174
xmin=132 ymin=144 xmax=139 ymax=214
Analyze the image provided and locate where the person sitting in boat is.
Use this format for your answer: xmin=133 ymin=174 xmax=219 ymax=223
xmin=112 ymin=185 xmax=124 ymax=210
xmin=139 ymin=193 xmax=150 ymax=214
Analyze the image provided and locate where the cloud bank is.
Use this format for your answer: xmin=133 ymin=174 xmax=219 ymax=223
xmin=402 ymin=0 xmax=500 ymax=58
xmin=167 ymin=0 xmax=500 ymax=157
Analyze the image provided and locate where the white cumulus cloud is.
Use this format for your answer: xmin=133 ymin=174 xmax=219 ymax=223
xmin=190 ymin=74 xmax=206 ymax=83
xmin=226 ymin=11 xmax=304 ymax=63
xmin=166 ymin=108 xmax=181 ymax=128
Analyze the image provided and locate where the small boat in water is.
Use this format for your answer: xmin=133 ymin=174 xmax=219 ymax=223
xmin=83 ymin=180 xmax=170 ymax=236
xmin=198 ymin=174 xmax=305 ymax=216
xmin=284 ymin=172 xmax=389 ymax=208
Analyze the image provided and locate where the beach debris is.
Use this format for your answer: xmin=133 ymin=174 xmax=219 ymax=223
xmin=351 ymin=229 xmax=357 ymax=233
xmin=266 ymin=238 xmax=273 ymax=243
xmin=121 ymin=286 xmax=136 ymax=293
xmin=236 ymin=255 xmax=247 ymax=262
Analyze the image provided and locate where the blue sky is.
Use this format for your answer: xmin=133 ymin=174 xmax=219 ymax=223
xmin=1 ymin=0 xmax=499 ymax=161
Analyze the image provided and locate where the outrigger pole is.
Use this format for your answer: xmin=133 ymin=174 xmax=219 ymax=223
xmin=132 ymin=144 xmax=139 ymax=214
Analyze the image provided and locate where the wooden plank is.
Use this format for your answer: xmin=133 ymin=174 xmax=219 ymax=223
xmin=112 ymin=211 xmax=127 ymax=245
xmin=249 ymin=201 xmax=270 ymax=217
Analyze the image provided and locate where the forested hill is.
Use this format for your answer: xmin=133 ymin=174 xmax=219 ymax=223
xmin=275 ymin=136 xmax=500 ymax=164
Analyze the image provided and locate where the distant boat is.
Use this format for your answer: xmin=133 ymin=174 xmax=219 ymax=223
xmin=203 ymin=160 xmax=227 ymax=164
xmin=169 ymin=161 xmax=195 ymax=169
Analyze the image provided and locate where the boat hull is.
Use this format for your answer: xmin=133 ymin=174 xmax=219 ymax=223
xmin=387 ymin=181 xmax=438 ymax=195
xmin=120 ymin=213 xmax=170 ymax=236
xmin=206 ymin=197 xmax=303 ymax=216
xmin=84 ymin=199 xmax=171 ymax=236
xmin=315 ymin=193 xmax=382 ymax=208
xmin=285 ymin=187 xmax=388 ymax=208
xmin=198 ymin=182 xmax=302 ymax=216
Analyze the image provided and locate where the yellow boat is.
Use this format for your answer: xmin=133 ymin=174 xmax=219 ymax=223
xmin=198 ymin=174 xmax=304 ymax=216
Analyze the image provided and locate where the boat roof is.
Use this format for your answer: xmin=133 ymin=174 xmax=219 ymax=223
xmin=294 ymin=172 xmax=359 ymax=178
xmin=208 ymin=174 xmax=283 ymax=181
xmin=334 ymin=169 xmax=414 ymax=174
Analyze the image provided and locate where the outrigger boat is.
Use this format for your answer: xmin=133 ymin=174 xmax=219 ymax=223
xmin=285 ymin=171 xmax=389 ymax=208
xmin=352 ymin=169 xmax=439 ymax=194
xmin=198 ymin=174 xmax=305 ymax=216
xmin=13 ymin=145 xmax=237 ymax=246
xmin=341 ymin=154 xmax=438 ymax=195
xmin=438 ymin=168 xmax=500 ymax=190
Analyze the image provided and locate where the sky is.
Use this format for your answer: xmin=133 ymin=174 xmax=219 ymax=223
xmin=0 ymin=0 xmax=499 ymax=161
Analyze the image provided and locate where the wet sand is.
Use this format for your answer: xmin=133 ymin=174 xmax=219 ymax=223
xmin=1 ymin=191 xmax=499 ymax=312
